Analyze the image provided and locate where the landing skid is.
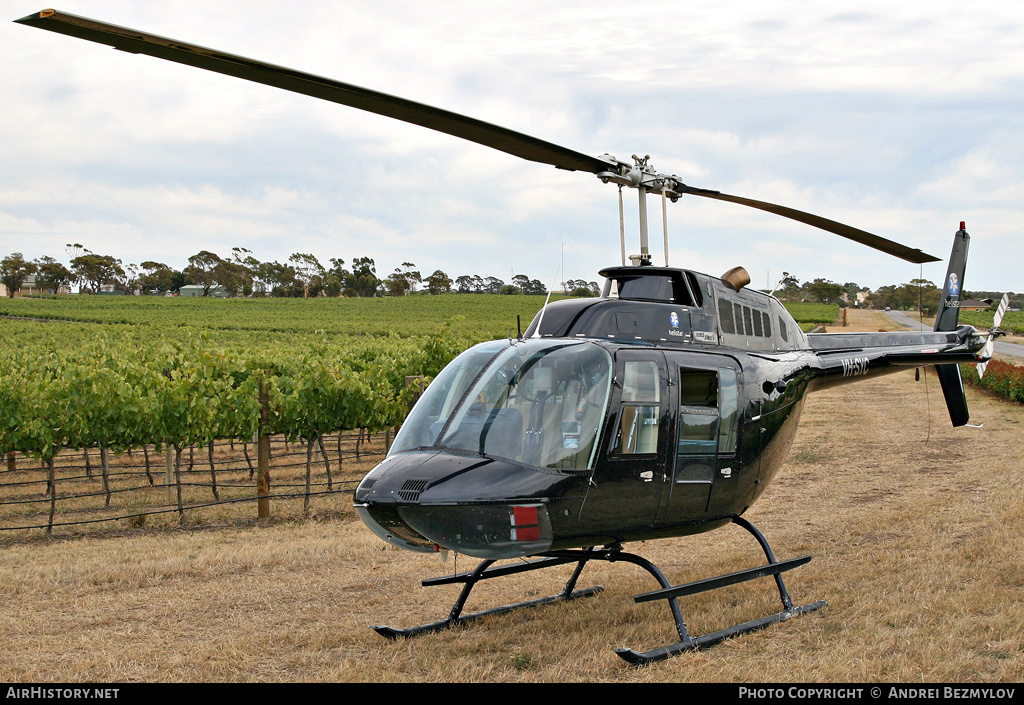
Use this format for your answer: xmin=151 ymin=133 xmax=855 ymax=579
xmin=371 ymin=553 xmax=603 ymax=640
xmin=370 ymin=516 xmax=826 ymax=663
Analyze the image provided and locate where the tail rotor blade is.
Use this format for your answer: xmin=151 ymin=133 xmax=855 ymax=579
xmin=992 ymin=292 xmax=1009 ymax=329
xmin=977 ymin=293 xmax=1009 ymax=379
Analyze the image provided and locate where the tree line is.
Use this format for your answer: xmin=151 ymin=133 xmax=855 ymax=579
xmin=13 ymin=248 xmax=1006 ymax=313
xmin=771 ymin=272 xmax=1015 ymax=314
xmin=0 ymin=245 xmax=601 ymax=299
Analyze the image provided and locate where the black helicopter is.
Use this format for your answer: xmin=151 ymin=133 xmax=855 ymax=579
xmin=17 ymin=10 xmax=997 ymax=664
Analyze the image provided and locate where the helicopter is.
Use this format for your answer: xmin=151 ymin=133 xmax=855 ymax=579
xmin=16 ymin=9 xmax=998 ymax=664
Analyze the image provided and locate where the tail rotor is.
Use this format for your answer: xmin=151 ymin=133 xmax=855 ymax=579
xmin=976 ymin=293 xmax=1009 ymax=379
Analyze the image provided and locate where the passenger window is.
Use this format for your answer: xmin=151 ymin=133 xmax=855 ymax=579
xmin=675 ymin=367 xmax=739 ymax=482
xmin=678 ymin=369 xmax=717 ymax=407
xmin=717 ymin=368 xmax=738 ymax=453
xmin=718 ymin=299 xmax=735 ymax=334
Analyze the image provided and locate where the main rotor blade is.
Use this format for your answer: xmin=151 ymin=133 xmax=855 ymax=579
xmin=17 ymin=9 xmax=941 ymax=263
xmin=15 ymin=9 xmax=614 ymax=174
xmin=676 ymin=186 xmax=940 ymax=264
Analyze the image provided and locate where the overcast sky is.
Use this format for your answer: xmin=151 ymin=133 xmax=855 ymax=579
xmin=3 ymin=1 xmax=1022 ymax=293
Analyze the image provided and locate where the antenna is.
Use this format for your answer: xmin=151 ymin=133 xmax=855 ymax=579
xmin=531 ymin=264 xmax=561 ymax=339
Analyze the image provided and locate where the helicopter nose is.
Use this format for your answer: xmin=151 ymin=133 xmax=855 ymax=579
xmin=354 ymin=451 xmax=556 ymax=559
xmin=356 ymin=496 xmax=554 ymax=560
xmin=396 ymin=502 xmax=553 ymax=560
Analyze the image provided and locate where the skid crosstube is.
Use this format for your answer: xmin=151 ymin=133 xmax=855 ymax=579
xmin=371 ymin=554 xmax=603 ymax=640
xmin=613 ymin=516 xmax=827 ymax=664
xmin=370 ymin=516 xmax=825 ymax=663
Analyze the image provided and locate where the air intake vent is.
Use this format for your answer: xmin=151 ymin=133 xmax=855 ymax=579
xmin=398 ymin=479 xmax=429 ymax=502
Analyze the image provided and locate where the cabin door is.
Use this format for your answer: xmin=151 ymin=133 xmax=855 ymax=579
xmin=579 ymin=350 xmax=670 ymax=532
xmin=659 ymin=358 xmax=741 ymax=522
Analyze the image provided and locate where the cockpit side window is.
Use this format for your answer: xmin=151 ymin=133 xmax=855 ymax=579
xmin=613 ymin=360 xmax=662 ymax=455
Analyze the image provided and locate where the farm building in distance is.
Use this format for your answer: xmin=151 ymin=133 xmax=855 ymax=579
xmin=178 ymin=285 xmax=229 ymax=298
xmin=960 ymin=298 xmax=993 ymax=311
xmin=0 ymin=275 xmax=71 ymax=297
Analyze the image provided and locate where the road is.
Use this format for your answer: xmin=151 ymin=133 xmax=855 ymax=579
xmin=884 ymin=310 xmax=1024 ymax=359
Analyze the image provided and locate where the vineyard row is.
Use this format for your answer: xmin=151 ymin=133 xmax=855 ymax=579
xmin=0 ymin=430 xmax=390 ymax=536
xmin=0 ymin=325 xmax=470 ymax=462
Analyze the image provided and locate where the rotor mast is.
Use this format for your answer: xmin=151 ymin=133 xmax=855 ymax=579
xmin=598 ymin=154 xmax=682 ymax=267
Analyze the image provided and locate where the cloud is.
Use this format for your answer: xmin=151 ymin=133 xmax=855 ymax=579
xmin=2 ymin=1 xmax=1022 ymax=292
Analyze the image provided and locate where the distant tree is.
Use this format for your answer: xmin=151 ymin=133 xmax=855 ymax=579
xmin=33 ymin=256 xmax=73 ymax=294
xmin=399 ymin=262 xmax=421 ymax=293
xmin=384 ymin=269 xmax=412 ymax=296
xmin=775 ymin=272 xmax=801 ymax=301
xmin=70 ymin=252 xmax=124 ymax=294
xmin=323 ymin=258 xmax=351 ymax=297
xmin=231 ymin=247 xmax=260 ymax=296
xmin=137 ymin=261 xmax=178 ymax=294
xmin=289 ymin=252 xmax=326 ymax=298
xmin=347 ymin=257 xmax=378 ymax=297
xmin=64 ymin=243 xmax=89 ymax=293
xmin=565 ymin=279 xmax=599 ymax=297
xmin=804 ymin=278 xmax=845 ymax=304
xmin=523 ymin=278 xmax=547 ymax=295
xmin=904 ymin=278 xmax=941 ymax=315
xmin=425 ymin=270 xmax=452 ymax=295
xmin=183 ymin=250 xmax=225 ymax=296
xmin=455 ymin=275 xmax=474 ymax=293
xmin=865 ymin=279 xmax=940 ymax=313
xmin=1 ymin=253 xmax=37 ymax=298
xmin=384 ymin=262 xmax=421 ymax=296
xmin=121 ymin=263 xmax=140 ymax=294
xmin=212 ymin=260 xmax=250 ymax=297
xmin=511 ymin=274 xmax=530 ymax=293
xmin=258 ymin=261 xmax=298 ymax=296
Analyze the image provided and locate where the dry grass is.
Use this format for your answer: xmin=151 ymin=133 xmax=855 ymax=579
xmin=1 ymin=309 xmax=1022 ymax=682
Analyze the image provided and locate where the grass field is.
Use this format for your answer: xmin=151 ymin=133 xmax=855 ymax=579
xmin=0 ymin=292 xmax=550 ymax=340
xmin=0 ymin=292 xmax=838 ymax=337
xmin=1 ymin=309 xmax=1021 ymax=682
